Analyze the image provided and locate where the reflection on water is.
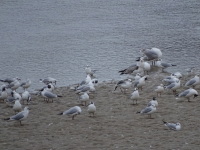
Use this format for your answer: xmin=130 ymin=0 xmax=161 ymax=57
xmin=0 ymin=0 xmax=200 ymax=89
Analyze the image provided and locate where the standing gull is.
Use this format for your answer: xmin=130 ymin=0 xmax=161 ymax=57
xmin=185 ymin=74 xmax=200 ymax=88
xmin=13 ymin=99 xmax=22 ymax=113
xmin=20 ymin=79 xmax=32 ymax=91
xmin=140 ymin=48 xmax=162 ymax=65
xmin=22 ymin=90 xmax=32 ymax=104
xmin=118 ymin=64 xmax=139 ymax=75
xmin=78 ymin=92 xmax=89 ymax=106
xmin=87 ymin=101 xmax=96 ymax=117
xmin=85 ymin=65 xmax=97 ymax=77
xmin=178 ymin=88 xmax=198 ymax=102
xmin=40 ymin=88 xmax=62 ymax=103
xmin=156 ymin=59 xmax=177 ymax=72
xmin=114 ymin=79 xmax=132 ymax=93
xmin=4 ymin=106 xmax=30 ymax=126
xmin=155 ymin=84 xmax=164 ymax=97
xmin=137 ymin=104 xmax=157 ymax=119
xmin=164 ymin=79 xmax=181 ymax=95
xmin=58 ymin=106 xmax=82 ymax=120
xmin=130 ymin=88 xmax=140 ymax=105
xmin=0 ymin=87 xmax=8 ymax=102
xmin=134 ymin=75 xmax=148 ymax=90
xmin=0 ymin=77 xmax=21 ymax=84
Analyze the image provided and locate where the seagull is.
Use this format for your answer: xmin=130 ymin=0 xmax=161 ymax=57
xmin=155 ymin=59 xmax=176 ymax=71
xmin=140 ymin=48 xmax=162 ymax=65
xmin=4 ymin=106 xmax=30 ymax=126
xmin=58 ymin=106 xmax=82 ymax=120
xmin=85 ymin=65 xmax=97 ymax=77
xmin=5 ymin=97 xmax=19 ymax=107
xmin=20 ymin=79 xmax=32 ymax=91
xmin=162 ymin=120 xmax=181 ymax=131
xmin=75 ymin=80 xmax=95 ymax=94
xmin=137 ymin=104 xmax=157 ymax=118
xmin=6 ymin=79 xmax=21 ymax=91
xmin=134 ymin=75 xmax=148 ymax=90
xmin=155 ymin=84 xmax=164 ymax=97
xmin=147 ymin=97 xmax=158 ymax=107
xmin=11 ymin=91 xmax=22 ymax=101
xmin=0 ymin=87 xmax=8 ymax=102
xmin=130 ymin=88 xmax=140 ymax=105
xmin=39 ymin=77 xmax=57 ymax=85
xmin=40 ymin=88 xmax=62 ymax=103
xmin=178 ymin=88 xmax=198 ymax=102
xmin=143 ymin=61 xmax=151 ymax=75
xmin=13 ymin=99 xmax=22 ymax=113
xmin=87 ymin=101 xmax=96 ymax=117
xmin=164 ymin=79 xmax=181 ymax=95
xmin=162 ymin=75 xmax=180 ymax=86
xmin=0 ymin=77 xmax=21 ymax=84
xmin=21 ymin=90 xmax=31 ymax=104
xmin=78 ymin=92 xmax=89 ymax=106
xmin=118 ymin=64 xmax=139 ymax=75
xmin=185 ymin=74 xmax=200 ymax=88
xmin=114 ymin=79 xmax=132 ymax=93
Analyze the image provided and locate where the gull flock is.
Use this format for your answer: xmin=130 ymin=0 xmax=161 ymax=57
xmin=1 ymin=47 xmax=199 ymax=132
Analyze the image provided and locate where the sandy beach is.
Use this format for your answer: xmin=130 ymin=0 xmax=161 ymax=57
xmin=1 ymin=68 xmax=200 ymax=150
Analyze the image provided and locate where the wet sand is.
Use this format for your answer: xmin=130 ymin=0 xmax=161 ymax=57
xmin=1 ymin=69 xmax=200 ymax=150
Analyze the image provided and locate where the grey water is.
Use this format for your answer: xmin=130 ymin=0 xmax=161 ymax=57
xmin=0 ymin=0 xmax=200 ymax=90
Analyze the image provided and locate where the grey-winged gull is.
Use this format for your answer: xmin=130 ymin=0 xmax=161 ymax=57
xmin=130 ymin=88 xmax=140 ymax=105
xmin=137 ymin=104 xmax=157 ymax=118
xmin=0 ymin=87 xmax=8 ymax=102
xmin=154 ymin=84 xmax=164 ymax=97
xmin=4 ymin=106 xmax=30 ymax=125
xmin=0 ymin=77 xmax=21 ymax=84
xmin=22 ymin=90 xmax=31 ymax=105
xmin=40 ymin=88 xmax=62 ymax=103
xmin=13 ymin=99 xmax=22 ymax=113
xmin=20 ymin=79 xmax=32 ymax=91
xmin=87 ymin=101 xmax=96 ymax=117
xmin=162 ymin=120 xmax=181 ymax=131
xmin=58 ymin=106 xmax=82 ymax=120
xmin=185 ymin=74 xmax=200 ymax=88
xmin=114 ymin=79 xmax=132 ymax=93
xmin=178 ymin=88 xmax=198 ymax=102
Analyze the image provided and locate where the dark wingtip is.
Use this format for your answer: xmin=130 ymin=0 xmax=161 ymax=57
xmin=4 ymin=118 xmax=10 ymax=120
xmin=162 ymin=119 xmax=167 ymax=124
xmin=57 ymin=112 xmax=63 ymax=115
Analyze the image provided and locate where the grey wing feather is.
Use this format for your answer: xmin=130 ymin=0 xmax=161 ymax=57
xmin=134 ymin=81 xmax=139 ymax=87
xmin=161 ymin=63 xmax=171 ymax=68
xmin=64 ymin=108 xmax=78 ymax=115
xmin=44 ymin=92 xmax=57 ymax=98
xmin=11 ymin=112 xmax=24 ymax=120
xmin=179 ymin=90 xmax=190 ymax=97
xmin=186 ymin=79 xmax=196 ymax=86
xmin=141 ymin=107 xmax=152 ymax=114
xmin=118 ymin=80 xmax=125 ymax=85
xmin=166 ymin=123 xmax=176 ymax=130
xmin=144 ymin=51 xmax=158 ymax=60
xmin=166 ymin=83 xmax=175 ymax=89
